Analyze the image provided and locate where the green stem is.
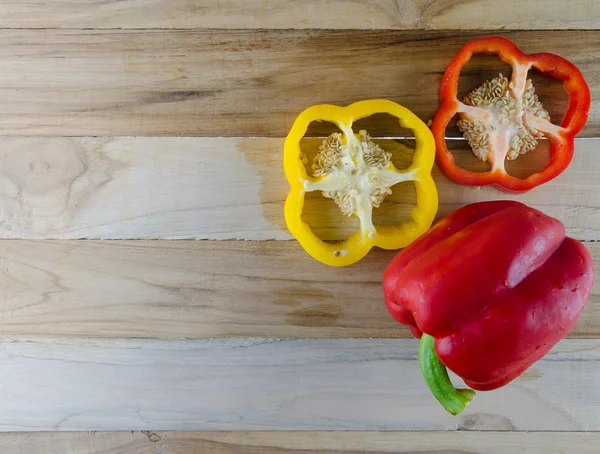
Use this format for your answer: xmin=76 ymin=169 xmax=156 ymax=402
xmin=419 ymin=334 xmax=476 ymax=416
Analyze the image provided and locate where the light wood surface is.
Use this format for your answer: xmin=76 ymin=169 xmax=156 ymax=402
xmin=0 ymin=239 xmax=598 ymax=339
xmin=1 ymin=0 xmax=598 ymax=30
xmin=1 ymin=430 xmax=599 ymax=454
xmin=0 ymin=137 xmax=597 ymax=241
xmin=2 ymin=0 xmax=600 ymax=446
xmin=0 ymin=30 xmax=597 ymax=137
xmin=0 ymin=337 xmax=598 ymax=431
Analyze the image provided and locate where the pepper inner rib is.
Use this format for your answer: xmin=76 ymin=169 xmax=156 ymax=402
xmin=456 ymin=62 xmax=566 ymax=173
xmin=302 ymin=124 xmax=417 ymax=236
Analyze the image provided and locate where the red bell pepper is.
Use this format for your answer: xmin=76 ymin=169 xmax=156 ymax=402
xmin=431 ymin=37 xmax=590 ymax=193
xmin=383 ymin=201 xmax=594 ymax=415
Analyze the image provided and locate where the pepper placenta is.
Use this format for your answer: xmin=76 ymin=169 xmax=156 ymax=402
xmin=383 ymin=200 xmax=594 ymax=414
xmin=431 ymin=37 xmax=590 ymax=192
xmin=284 ymin=100 xmax=438 ymax=266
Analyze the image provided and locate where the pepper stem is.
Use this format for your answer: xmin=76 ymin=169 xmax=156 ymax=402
xmin=419 ymin=334 xmax=476 ymax=415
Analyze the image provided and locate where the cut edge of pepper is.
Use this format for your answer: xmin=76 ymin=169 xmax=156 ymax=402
xmin=283 ymin=100 xmax=438 ymax=266
xmin=431 ymin=36 xmax=590 ymax=193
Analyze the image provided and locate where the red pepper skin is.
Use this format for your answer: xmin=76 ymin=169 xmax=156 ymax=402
xmin=383 ymin=201 xmax=594 ymax=391
xmin=431 ymin=37 xmax=591 ymax=193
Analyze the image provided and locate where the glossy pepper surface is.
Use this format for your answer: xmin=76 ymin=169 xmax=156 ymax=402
xmin=284 ymin=100 xmax=438 ymax=266
xmin=383 ymin=200 xmax=594 ymax=414
xmin=431 ymin=37 xmax=590 ymax=192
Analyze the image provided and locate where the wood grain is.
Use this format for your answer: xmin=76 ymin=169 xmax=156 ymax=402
xmin=1 ymin=1 xmax=599 ymax=444
xmin=0 ymin=0 xmax=597 ymax=30
xmin=0 ymin=138 xmax=598 ymax=241
xmin=1 ymin=431 xmax=600 ymax=454
xmin=0 ymin=337 xmax=599 ymax=431
xmin=0 ymin=30 xmax=597 ymax=137
xmin=0 ymin=239 xmax=598 ymax=339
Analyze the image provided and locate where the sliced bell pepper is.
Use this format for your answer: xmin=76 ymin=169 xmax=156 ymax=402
xmin=431 ymin=37 xmax=590 ymax=192
xmin=383 ymin=200 xmax=594 ymax=415
xmin=284 ymin=99 xmax=438 ymax=266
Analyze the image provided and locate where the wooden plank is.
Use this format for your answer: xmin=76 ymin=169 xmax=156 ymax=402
xmin=1 ymin=431 xmax=600 ymax=454
xmin=0 ymin=0 xmax=597 ymax=30
xmin=0 ymin=30 xmax=598 ymax=137
xmin=0 ymin=137 xmax=597 ymax=241
xmin=0 ymin=239 xmax=598 ymax=339
xmin=0 ymin=338 xmax=598 ymax=431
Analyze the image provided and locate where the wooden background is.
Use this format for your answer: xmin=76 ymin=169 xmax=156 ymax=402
xmin=1 ymin=1 xmax=600 ymax=452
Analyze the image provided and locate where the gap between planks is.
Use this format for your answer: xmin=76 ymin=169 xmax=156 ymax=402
xmin=0 ymin=239 xmax=598 ymax=339
xmin=0 ymin=137 xmax=597 ymax=241
xmin=0 ymin=337 xmax=599 ymax=431
xmin=0 ymin=0 xmax=598 ymax=29
xmin=0 ymin=430 xmax=599 ymax=453
xmin=0 ymin=30 xmax=598 ymax=136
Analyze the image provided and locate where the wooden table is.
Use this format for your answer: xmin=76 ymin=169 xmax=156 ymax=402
xmin=0 ymin=1 xmax=599 ymax=452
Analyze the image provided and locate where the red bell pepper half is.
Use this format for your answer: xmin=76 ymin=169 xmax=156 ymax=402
xmin=383 ymin=201 xmax=594 ymax=415
xmin=431 ymin=37 xmax=590 ymax=192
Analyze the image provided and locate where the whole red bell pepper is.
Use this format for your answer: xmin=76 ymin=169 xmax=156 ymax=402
xmin=383 ymin=201 xmax=594 ymax=415
xmin=431 ymin=37 xmax=590 ymax=193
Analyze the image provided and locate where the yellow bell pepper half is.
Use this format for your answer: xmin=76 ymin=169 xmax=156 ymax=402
xmin=284 ymin=99 xmax=438 ymax=266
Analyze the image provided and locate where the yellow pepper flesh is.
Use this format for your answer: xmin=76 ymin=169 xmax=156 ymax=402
xmin=284 ymin=99 xmax=438 ymax=266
